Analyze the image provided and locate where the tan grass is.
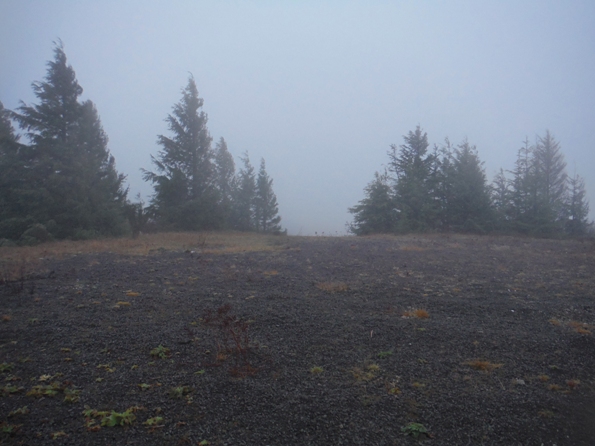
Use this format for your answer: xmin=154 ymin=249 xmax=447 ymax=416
xmin=0 ymin=232 xmax=287 ymax=279
xmin=315 ymin=281 xmax=349 ymax=293
xmin=403 ymin=308 xmax=430 ymax=319
xmin=568 ymin=320 xmax=592 ymax=335
xmin=465 ymin=360 xmax=503 ymax=372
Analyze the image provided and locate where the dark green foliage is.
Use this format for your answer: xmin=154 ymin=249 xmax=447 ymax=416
xmin=565 ymin=173 xmax=590 ymax=236
xmin=255 ymin=158 xmax=282 ymax=233
xmin=214 ymin=137 xmax=236 ymax=228
xmin=142 ymin=76 xmax=221 ymax=230
xmin=388 ymin=126 xmax=438 ymax=232
xmin=437 ymin=139 xmax=493 ymax=233
xmin=231 ymin=152 xmax=257 ymax=231
xmin=350 ymin=126 xmax=591 ymax=238
xmin=4 ymin=43 xmax=128 ymax=241
xmin=348 ymin=171 xmax=396 ymax=235
xmin=532 ymin=131 xmax=567 ymax=234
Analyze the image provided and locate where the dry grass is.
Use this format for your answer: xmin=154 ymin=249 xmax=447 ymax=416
xmin=403 ymin=308 xmax=430 ymax=319
xmin=465 ymin=360 xmax=503 ymax=372
xmin=0 ymin=232 xmax=287 ymax=281
xmin=315 ymin=281 xmax=349 ymax=293
xmin=568 ymin=320 xmax=592 ymax=335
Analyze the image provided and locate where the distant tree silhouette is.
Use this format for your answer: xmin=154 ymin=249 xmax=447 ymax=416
xmin=255 ymin=158 xmax=282 ymax=233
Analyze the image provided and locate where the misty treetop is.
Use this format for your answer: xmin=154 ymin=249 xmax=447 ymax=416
xmin=0 ymin=42 xmax=129 ymax=243
xmin=142 ymin=76 xmax=284 ymax=233
xmin=349 ymin=126 xmax=591 ymax=237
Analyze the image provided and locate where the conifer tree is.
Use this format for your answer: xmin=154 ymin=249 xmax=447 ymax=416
xmin=565 ymin=173 xmax=590 ymax=236
xmin=9 ymin=43 xmax=127 ymax=240
xmin=348 ymin=171 xmax=396 ymax=235
xmin=255 ymin=158 xmax=282 ymax=233
xmin=491 ymin=168 xmax=512 ymax=231
xmin=445 ymin=139 xmax=493 ymax=232
xmin=143 ymin=75 xmax=219 ymax=230
xmin=231 ymin=152 xmax=256 ymax=231
xmin=508 ymin=139 xmax=538 ymax=233
xmin=533 ymin=130 xmax=567 ymax=234
xmin=388 ymin=126 xmax=438 ymax=232
xmin=214 ymin=137 xmax=236 ymax=228
xmin=0 ymin=101 xmax=32 ymax=239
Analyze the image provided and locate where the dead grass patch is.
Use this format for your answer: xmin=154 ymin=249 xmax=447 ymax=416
xmin=0 ymin=232 xmax=286 ymax=279
xmin=315 ymin=282 xmax=349 ymax=293
xmin=465 ymin=360 xmax=503 ymax=372
xmin=568 ymin=320 xmax=592 ymax=335
xmin=403 ymin=308 xmax=430 ymax=319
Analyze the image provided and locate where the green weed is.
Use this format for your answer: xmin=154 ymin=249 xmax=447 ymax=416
xmin=377 ymin=351 xmax=393 ymax=359
xmin=401 ymin=422 xmax=429 ymax=438
xmin=150 ymin=345 xmax=171 ymax=360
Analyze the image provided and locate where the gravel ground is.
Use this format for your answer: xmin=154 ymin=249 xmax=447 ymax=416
xmin=1 ymin=234 xmax=595 ymax=445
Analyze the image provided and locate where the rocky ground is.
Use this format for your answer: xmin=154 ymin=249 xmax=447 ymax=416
xmin=1 ymin=233 xmax=595 ymax=445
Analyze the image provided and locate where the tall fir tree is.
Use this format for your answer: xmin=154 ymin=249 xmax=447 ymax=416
xmin=491 ymin=168 xmax=512 ymax=231
xmin=0 ymin=101 xmax=33 ymax=239
xmin=9 ymin=42 xmax=127 ymax=240
xmin=142 ymin=75 xmax=219 ymax=230
xmin=348 ymin=171 xmax=396 ymax=235
xmin=565 ymin=173 xmax=590 ymax=236
xmin=231 ymin=152 xmax=256 ymax=231
xmin=388 ymin=126 xmax=438 ymax=232
xmin=508 ymin=138 xmax=538 ymax=233
xmin=214 ymin=137 xmax=236 ymax=228
xmin=443 ymin=139 xmax=493 ymax=232
xmin=533 ymin=130 xmax=567 ymax=234
xmin=254 ymin=158 xmax=282 ymax=233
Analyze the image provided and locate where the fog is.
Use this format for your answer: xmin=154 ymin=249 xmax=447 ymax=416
xmin=2 ymin=1 xmax=594 ymax=235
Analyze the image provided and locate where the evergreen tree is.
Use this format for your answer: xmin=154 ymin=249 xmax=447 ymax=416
xmin=491 ymin=168 xmax=512 ymax=231
xmin=444 ymin=139 xmax=493 ymax=232
xmin=533 ymin=130 xmax=567 ymax=234
xmin=142 ymin=75 xmax=219 ymax=230
xmin=254 ymin=158 xmax=282 ymax=233
xmin=565 ymin=173 xmax=590 ymax=236
xmin=231 ymin=152 xmax=256 ymax=231
xmin=508 ymin=138 xmax=538 ymax=233
xmin=9 ymin=43 xmax=127 ymax=240
xmin=214 ymin=137 xmax=236 ymax=228
xmin=388 ymin=126 xmax=438 ymax=232
xmin=348 ymin=171 xmax=396 ymax=235
xmin=0 ymin=101 xmax=33 ymax=239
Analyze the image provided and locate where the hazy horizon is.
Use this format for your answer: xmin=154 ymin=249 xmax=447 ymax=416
xmin=2 ymin=1 xmax=594 ymax=235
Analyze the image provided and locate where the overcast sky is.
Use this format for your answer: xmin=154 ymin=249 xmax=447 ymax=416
xmin=1 ymin=1 xmax=594 ymax=235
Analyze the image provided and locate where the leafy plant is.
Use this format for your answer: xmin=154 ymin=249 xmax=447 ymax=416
xmin=401 ymin=422 xmax=429 ymax=438
xmin=310 ymin=366 xmax=324 ymax=374
xmin=2 ymin=385 xmax=23 ymax=396
xmin=170 ymin=386 xmax=192 ymax=399
xmin=1 ymin=421 xmax=22 ymax=436
xmin=0 ymin=363 xmax=14 ymax=373
xmin=8 ymin=406 xmax=29 ymax=417
xmin=377 ymin=351 xmax=393 ymax=359
xmin=101 ymin=409 xmax=136 ymax=427
xmin=143 ymin=416 xmax=164 ymax=426
xmin=63 ymin=388 xmax=81 ymax=403
xmin=138 ymin=383 xmax=151 ymax=391
xmin=150 ymin=345 xmax=171 ymax=360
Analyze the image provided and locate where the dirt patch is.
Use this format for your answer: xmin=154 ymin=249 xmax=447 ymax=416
xmin=1 ymin=234 xmax=594 ymax=445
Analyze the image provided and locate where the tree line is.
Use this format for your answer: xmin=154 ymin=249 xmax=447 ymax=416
xmin=0 ymin=43 xmax=283 ymax=244
xmin=349 ymin=126 xmax=592 ymax=237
